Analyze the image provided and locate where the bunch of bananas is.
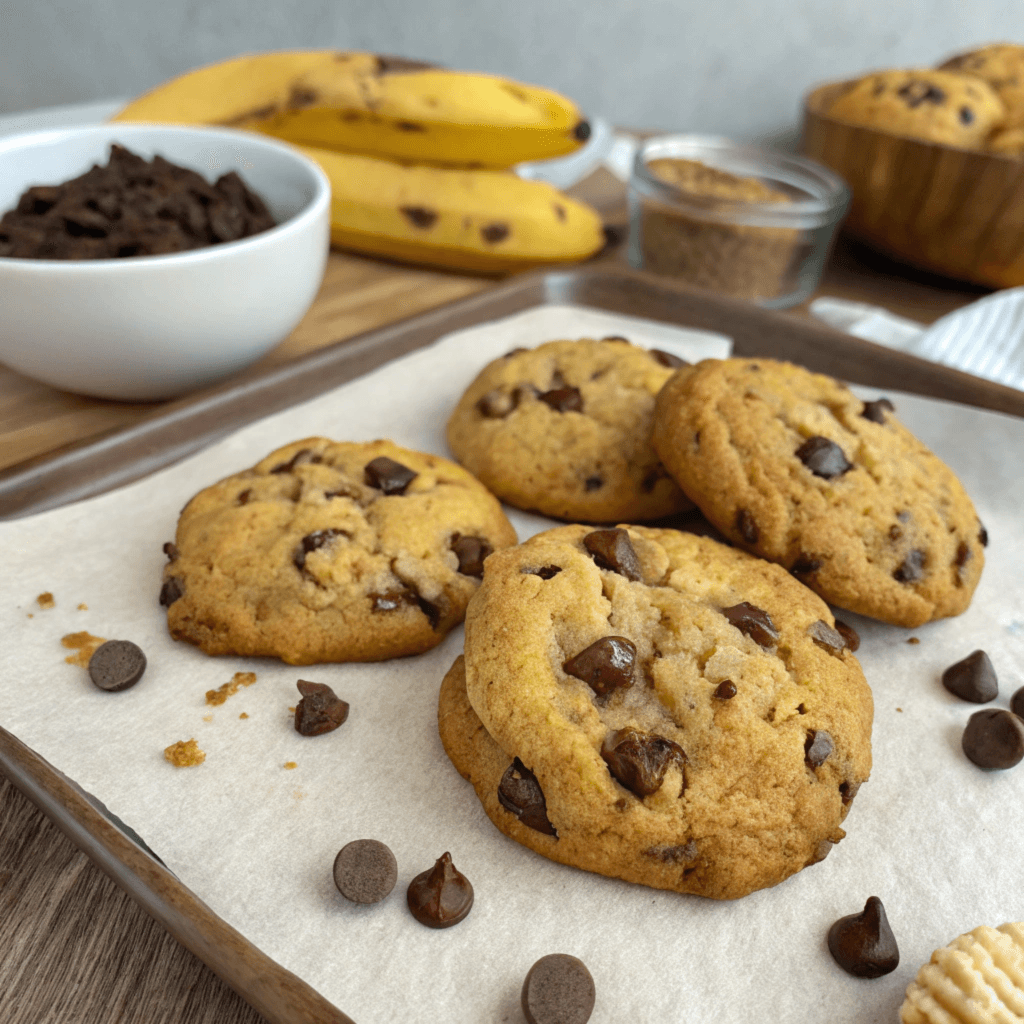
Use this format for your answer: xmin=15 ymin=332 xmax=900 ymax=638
xmin=113 ymin=51 xmax=605 ymax=273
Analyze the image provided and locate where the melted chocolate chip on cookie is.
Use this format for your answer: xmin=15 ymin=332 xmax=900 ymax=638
xmin=651 ymin=348 xmax=687 ymax=369
xmin=539 ymin=386 xmax=583 ymax=413
xmin=861 ymin=398 xmax=894 ymax=424
xmin=563 ymin=637 xmax=636 ymax=697
xmin=159 ymin=578 xmax=184 ymax=607
xmin=808 ymin=620 xmax=846 ymax=656
xmin=721 ymin=602 xmax=779 ymax=648
xmin=601 ymin=728 xmax=687 ymax=798
xmin=364 ymin=456 xmax=417 ymax=495
xmin=293 ymin=529 xmax=347 ymax=571
xmin=498 ymin=758 xmax=557 ymax=836
xmin=796 ymin=436 xmax=853 ymax=479
xmin=894 ymin=548 xmax=926 ymax=583
xmin=583 ymin=528 xmax=642 ymax=580
xmin=450 ymin=534 xmax=492 ymax=578
xmin=804 ymin=729 xmax=834 ymax=768
xmin=735 ymin=508 xmax=759 ymax=545
xmin=270 ymin=447 xmax=322 ymax=474
xmin=834 ymin=619 xmax=860 ymax=652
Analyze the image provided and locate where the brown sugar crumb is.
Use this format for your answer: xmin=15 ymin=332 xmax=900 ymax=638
xmin=202 ymin=715 xmax=213 ymax=723
xmin=27 ymin=614 xmax=33 ymax=619
xmin=897 ymin=707 xmax=904 ymax=712
xmin=648 ymin=158 xmax=791 ymax=204
xmin=77 ymin=603 xmax=88 ymax=611
xmin=287 ymin=706 xmax=296 ymax=714
xmin=205 ymin=671 xmax=257 ymax=706
xmin=239 ymin=712 xmax=249 ymax=720
xmin=36 ymin=592 xmax=55 ymax=609
xmin=907 ymin=637 xmax=920 ymax=645
xmin=164 ymin=739 xmax=206 ymax=767
xmin=284 ymin=761 xmax=298 ymax=770
xmin=62 ymin=631 xmax=107 ymax=667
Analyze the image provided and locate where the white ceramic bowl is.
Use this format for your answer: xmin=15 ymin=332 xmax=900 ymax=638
xmin=0 ymin=124 xmax=331 ymax=400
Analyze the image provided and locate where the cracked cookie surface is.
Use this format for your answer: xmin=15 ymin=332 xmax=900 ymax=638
xmin=446 ymin=338 xmax=693 ymax=523
xmin=438 ymin=523 xmax=872 ymax=900
xmin=161 ymin=438 xmax=517 ymax=664
xmin=652 ymin=358 xmax=985 ymax=627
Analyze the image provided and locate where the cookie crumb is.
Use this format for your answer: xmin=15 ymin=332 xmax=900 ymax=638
xmin=239 ymin=712 xmax=249 ymax=720
xmin=284 ymin=761 xmax=298 ymax=770
xmin=36 ymin=592 xmax=55 ymax=609
xmin=27 ymin=613 xmax=33 ymax=619
xmin=202 ymin=715 xmax=213 ymax=722
xmin=205 ymin=671 xmax=256 ymax=706
xmin=164 ymin=739 xmax=206 ymax=767
xmin=61 ymin=631 xmax=107 ymax=667
xmin=907 ymin=637 xmax=920 ymax=645
xmin=77 ymin=603 xmax=88 ymax=611
xmin=896 ymin=707 xmax=903 ymax=712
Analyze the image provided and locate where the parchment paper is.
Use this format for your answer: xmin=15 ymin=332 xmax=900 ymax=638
xmin=2 ymin=302 xmax=1023 ymax=1024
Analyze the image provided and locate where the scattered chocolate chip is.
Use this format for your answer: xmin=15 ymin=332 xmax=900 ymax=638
xmin=583 ymin=528 xmax=642 ymax=581
xmin=294 ymin=529 xmax=346 ymax=571
xmin=942 ymin=650 xmax=998 ymax=704
xmin=861 ymin=398 xmax=894 ymax=424
xmin=159 ymin=577 xmax=184 ymax=607
xmin=294 ymin=680 xmax=349 ymax=736
xmin=521 ymin=954 xmax=596 ymax=1024
xmin=498 ymin=758 xmax=557 ymax=835
xmin=88 ymin=640 xmax=147 ymax=692
xmin=450 ymin=534 xmax=492 ymax=578
xmin=162 ymin=542 xmax=178 ymax=560
xmin=735 ymin=509 xmax=759 ymax=545
xmin=539 ymin=386 xmax=583 ymax=412
xmin=962 ymin=709 xmax=1024 ymax=770
xmin=790 ymin=555 xmax=822 ymax=579
xmin=480 ymin=222 xmax=509 ymax=244
xmin=828 ymin=897 xmax=900 ymax=978
xmin=834 ymin=619 xmax=860 ymax=652
xmin=808 ymin=620 xmax=846 ymax=656
xmin=601 ymin=728 xmax=686 ymax=798
xmin=1010 ymin=687 xmax=1024 ymax=720
xmin=714 ymin=680 xmax=737 ymax=700
xmin=979 ymin=524 xmax=989 ymax=547
xmin=893 ymin=549 xmax=926 ymax=583
xmin=364 ymin=456 xmax=417 ymax=495
xmin=804 ymin=730 xmax=834 ymax=768
xmin=651 ymin=348 xmax=687 ymax=368
xmin=399 ymin=205 xmax=438 ymax=229
xmin=563 ymin=637 xmax=637 ymax=697
xmin=406 ymin=852 xmax=474 ymax=928
xmin=524 ymin=565 xmax=563 ymax=580
xmin=270 ymin=447 xmax=321 ymax=474
xmin=796 ymin=436 xmax=853 ymax=479
xmin=584 ymin=475 xmax=603 ymax=491
xmin=333 ymin=839 xmax=397 ymax=904
xmin=721 ymin=602 xmax=780 ymax=648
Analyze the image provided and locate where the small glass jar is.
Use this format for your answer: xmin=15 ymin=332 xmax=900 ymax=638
xmin=627 ymin=135 xmax=849 ymax=308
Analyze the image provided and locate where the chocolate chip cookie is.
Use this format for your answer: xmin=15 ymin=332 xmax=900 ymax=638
xmin=161 ymin=438 xmax=517 ymax=664
xmin=438 ymin=524 xmax=872 ymax=900
xmin=940 ymin=43 xmax=1024 ymax=130
xmin=446 ymin=338 xmax=693 ymax=523
xmin=652 ymin=358 xmax=986 ymax=627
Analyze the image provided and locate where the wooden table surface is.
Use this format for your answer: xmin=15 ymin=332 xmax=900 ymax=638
xmin=0 ymin=229 xmax=991 ymax=1023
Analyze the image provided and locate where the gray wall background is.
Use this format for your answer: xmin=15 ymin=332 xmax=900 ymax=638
xmin=2 ymin=0 xmax=1023 ymax=142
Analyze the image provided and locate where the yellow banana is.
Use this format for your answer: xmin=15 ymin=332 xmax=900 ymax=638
xmin=113 ymin=51 xmax=590 ymax=168
xmin=300 ymin=145 xmax=604 ymax=273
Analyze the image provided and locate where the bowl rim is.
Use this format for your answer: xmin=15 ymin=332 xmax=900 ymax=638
xmin=0 ymin=122 xmax=331 ymax=271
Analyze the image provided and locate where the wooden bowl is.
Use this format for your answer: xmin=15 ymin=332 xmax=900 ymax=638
xmin=802 ymin=79 xmax=1024 ymax=288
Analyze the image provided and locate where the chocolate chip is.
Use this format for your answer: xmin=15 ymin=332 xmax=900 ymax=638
xmin=942 ymin=650 xmax=998 ymax=703
xmin=828 ymin=897 xmax=900 ymax=978
xmin=406 ymin=852 xmax=474 ymax=928
xmin=644 ymin=840 xmax=698 ymax=863
xmin=898 ymin=81 xmax=946 ymax=108
xmin=270 ymin=447 xmax=321 ymax=473
xmin=521 ymin=954 xmax=596 ymax=1024
xmin=162 ymin=542 xmax=178 ymax=561
xmin=364 ymin=456 xmax=417 ymax=495
xmin=539 ymin=386 xmax=583 ymax=412
xmin=804 ymin=730 xmax=834 ymax=768
xmin=88 ymin=640 xmax=147 ymax=692
xmin=894 ymin=549 xmax=926 ymax=583
xmin=333 ymin=839 xmax=397 ymax=904
xmin=979 ymin=523 xmax=989 ymax=547
xmin=808 ymin=620 xmax=845 ymax=656
xmin=713 ymin=680 xmax=737 ymax=699
xmin=960 ymin=106 xmax=974 ymax=125
xmin=651 ymin=348 xmax=687 ymax=368
xmin=834 ymin=619 xmax=860 ymax=652
xmin=236 ymin=489 xmax=252 ymax=506
xmin=293 ymin=529 xmax=346 ymax=571
xmin=159 ymin=577 xmax=184 ymax=607
xmin=601 ymin=728 xmax=687 ymax=798
xmin=584 ymin=476 xmax=603 ymax=491
xmin=1011 ymin=687 xmax=1024 ymax=720
xmin=839 ymin=780 xmax=858 ymax=805
xmin=721 ymin=602 xmax=780 ymax=648
xmin=790 ymin=555 xmax=822 ymax=579
xmin=796 ymin=436 xmax=853 ymax=479
xmin=563 ymin=637 xmax=637 ymax=697
xmin=498 ymin=758 xmax=557 ymax=835
xmin=524 ymin=565 xmax=562 ymax=580
xmin=954 ymin=541 xmax=973 ymax=582
xmin=399 ymin=205 xmax=438 ymax=229
xmin=962 ymin=709 xmax=1024 ymax=770
xmin=583 ymin=528 xmax=642 ymax=580
xmin=641 ymin=466 xmax=665 ymax=492
xmin=476 ymin=390 xmax=515 ymax=418
xmin=735 ymin=509 xmax=759 ymax=545
xmin=294 ymin=680 xmax=349 ymax=736
xmin=480 ymin=222 xmax=509 ymax=244
xmin=860 ymin=398 xmax=894 ymax=424
xmin=450 ymin=534 xmax=492 ymax=577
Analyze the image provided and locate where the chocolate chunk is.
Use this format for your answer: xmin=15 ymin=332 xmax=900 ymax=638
xmin=573 ymin=120 xmax=592 ymax=141
xmin=834 ymin=619 xmax=860 ymax=652
xmin=808 ymin=620 xmax=845 ymax=656
xmin=333 ymin=839 xmax=397 ymax=904
xmin=270 ymin=447 xmax=321 ymax=473
xmin=480 ymin=222 xmax=509 ymax=244
xmin=790 ymin=554 xmax=822 ymax=579
xmin=583 ymin=528 xmax=642 ymax=581
xmin=450 ymin=534 xmax=492 ymax=578
xmin=828 ymin=897 xmax=900 ymax=978
xmin=954 ymin=541 xmax=973 ymax=582
xmin=162 ymin=542 xmax=178 ymax=561
xmin=894 ymin=549 xmax=926 ymax=583
xmin=735 ymin=509 xmax=759 ymax=545
xmin=584 ymin=476 xmax=603 ymax=491
xmin=644 ymin=840 xmax=698 ymax=863
xmin=399 ymin=205 xmax=438 ymax=229
xmin=293 ymin=529 xmax=346 ymax=571
xmin=539 ymin=386 xmax=583 ymax=413
xmin=942 ymin=650 xmax=998 ymax=704
xmin=839 ymin=780 xmax=858 ymax=805
xmin=88 ymin=640 xmax=147 ymax=692
xmin=860 ymin=398 xmax=894 ymax=424
xmin=962 ymin=709 xmax=1024 ymax=770
xmin=713 ymin=680 xmax=737 ymax=700
xmin=498 ymin=758 xmax=557 ymax=836
xmin=406 ymin=852 xmax=474 ymax=928
xmin=563 ymin=637 xmax=637 ymax=697
xmin=236 ymin=489 xmax=252 ymax=505
xmin=524 ymin=565 xmax=562 ymax=580
xmin=601 ymin=728 xmax=687 ymax=798
xmin=364 ymin=456 xmax=417 ymax=495
xmin=294 ymin=680 xmax=349 ymax=736
xmin=651 ymin=348 xmax=687 ymax=369
xmin=959 ymin=106 xmax=974 ymax=125
xmin=979 ymin=523 xmax=989 ymax=547
xmin=159 ymin=577 xmax=184 ymax=607
xmin=804 ymin=730 xmax=834 ymax=768
xmin=796 ymin=436 xmax=853 ymax=479
xmin=721 ymin=602 xmax=780 ymax=648
xmin=521 ymin=954 xmax=596 ymax=1024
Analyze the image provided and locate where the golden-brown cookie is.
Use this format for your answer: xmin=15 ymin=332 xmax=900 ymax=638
xmin=940 ymin=43 xmax=1024 ymax=129
xmin=160 ymin=437 xmax=517 ymax=664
